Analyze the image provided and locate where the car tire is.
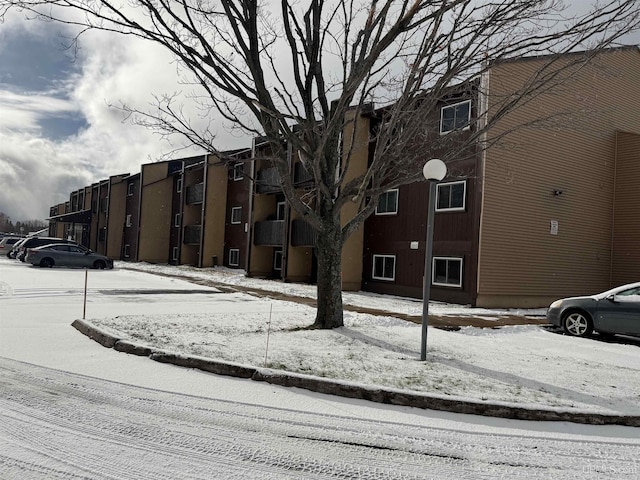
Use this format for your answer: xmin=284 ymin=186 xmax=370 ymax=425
xmin=94 ymin=260 xmax=106 ymax=270
xmin=40 ymin=258 xmax=54 ymax=268
xmin=562 ymin=311 xmax=593 ymax=337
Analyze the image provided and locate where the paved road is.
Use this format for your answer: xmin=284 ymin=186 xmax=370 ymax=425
xmin=3 ymin=357 xmax=640 ymax=480
xmin=1 ymin=259 xmax=639 ymax=479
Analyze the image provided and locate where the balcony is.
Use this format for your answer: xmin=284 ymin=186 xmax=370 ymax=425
xmin=254 ymin=220 xmax=284 ymax=246
xmin=256 ymin=167 xmax=282 ymax=194
xmin=293 ymin=162 xmax=313 ymax=186
xmin=186 ymin=182 xmax=204 ymax=204
xmin=183 ymin=224 xmax=202 ymax=245
xmin=291 ymin=219 xmax=316 ymax=247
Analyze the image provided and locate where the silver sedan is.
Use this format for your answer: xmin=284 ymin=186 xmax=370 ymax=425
xmin=547 ymin=282 xmax=640 ymax=338
xmin=26 ymin=243 xmax=114 ymax=269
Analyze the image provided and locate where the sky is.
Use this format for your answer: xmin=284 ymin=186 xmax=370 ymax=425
xmin=1 ymin=3 xmax=639 ymax=222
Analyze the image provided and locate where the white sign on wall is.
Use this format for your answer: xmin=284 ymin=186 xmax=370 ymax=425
xmin=410 ymin=241 xmax=419 ymax=250
xmin=550 ymin=220 xmax=559 ymax=235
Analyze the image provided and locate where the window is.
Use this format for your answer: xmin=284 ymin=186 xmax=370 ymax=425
xmin=440 ymin=100 xmax=471 ymax=134
xmin=176 ymin=177 xmax=183 ymax=193
xmin=228 ymin=248 xmax=240 ymax=267
xmin=231 ymin=206 xmax=242 ymax=224
xmin=432 ymin=257 xmax=463 ymax=287
xmin=172 ymin=246 xmax=179 ymax=261
xmin=273 ymin=250 xmax=283 ymax=271
xmin=436 ymin=181 xmax=466 ymax=212
xmin=276 ymin=201 xmax=286 ymax=221
xmin=127 ymin=182 xmax=134 ymax=196
xmin=375 ymin=189 xmax=399 ymax=215
xmin=372 ymin=255 xmax=396 ymax=281
xmin=123 ymin=244 xmax=130 ymax=258
xmin=233 ymin=163 xmax=244 ymax=181
xmin=174 ymin=213 xmax=181 ymax=227
xmin=125 ymin=214 xmax=132 ymax=227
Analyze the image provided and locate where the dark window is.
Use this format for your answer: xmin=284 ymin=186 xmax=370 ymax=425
xmin=440 ymin=100 xmax=471 ymax=134
xmin=123 ymin=244 xmax=130 ymax=258
xmin=372 ymin=255 xmax=395 ymax=281
xmin=233 ymin=163 xmax=244 ymax=181
xmin=127 ymin=183 xmax=134 ymax=196
xmin=231 ymin=207 xmax=242 ymax=224
xmin=432 ymin=257 xmax=463 ymax=287
xmin=229 ymin=248 xmax=240 ymax=266
xmin=273 ymin=250 xmax=283 ymax=270
xmin=375 ymin=189 xmax=399 ymax=215
xmin=436 ymin=181 xmax=466 ymax=212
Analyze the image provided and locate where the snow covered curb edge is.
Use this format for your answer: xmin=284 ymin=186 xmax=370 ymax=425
xmin=71 ymin=319 xmax=640 ymax=427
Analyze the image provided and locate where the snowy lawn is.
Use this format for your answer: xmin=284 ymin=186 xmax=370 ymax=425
xmin=84 ymin=262 xmax=640 ymax=417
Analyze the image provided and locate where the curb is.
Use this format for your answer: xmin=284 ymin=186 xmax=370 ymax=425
xmin=71 ymin=319 xmax=640 ymax=427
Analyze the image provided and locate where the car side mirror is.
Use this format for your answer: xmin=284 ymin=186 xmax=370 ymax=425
xmin=85 ymin=250 xmax=92 ymax=255
xmin=606 ymin=294 xmax=617 ymax=302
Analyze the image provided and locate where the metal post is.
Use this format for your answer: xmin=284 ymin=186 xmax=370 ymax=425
xmin=421 ymin=181 xmax=437 ymax=361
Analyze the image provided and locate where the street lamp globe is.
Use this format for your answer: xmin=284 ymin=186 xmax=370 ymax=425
xmin=423 ymin=159 xmax=447 ymax=182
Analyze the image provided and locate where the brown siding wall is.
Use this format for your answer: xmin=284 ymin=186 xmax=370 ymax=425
xmin=223 ymin=157 xmax=250 ymax=269
xmin=478 ymin=48 xmax=640 ymax=307
xmin=611 ymin=131 xmax=640 ymax=285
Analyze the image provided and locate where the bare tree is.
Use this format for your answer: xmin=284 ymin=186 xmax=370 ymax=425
xmin=2 ymin=0 xmax=638 ymax=328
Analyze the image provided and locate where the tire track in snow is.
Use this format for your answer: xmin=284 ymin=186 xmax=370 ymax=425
xmin=1 ymin=357 xmax=639 ymax=479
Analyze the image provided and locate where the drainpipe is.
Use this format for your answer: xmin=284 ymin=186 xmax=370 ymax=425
xmin=199 ymin=154 xmax=208 ymax=267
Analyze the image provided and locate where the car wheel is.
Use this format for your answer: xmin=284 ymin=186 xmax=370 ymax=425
xmin=94 ymin=260 xmax=106 ymax=269
xmin=562 ymin=311 xmax=593 ymax=337
xmin=40 ymin=258 xmax=54 ymax=268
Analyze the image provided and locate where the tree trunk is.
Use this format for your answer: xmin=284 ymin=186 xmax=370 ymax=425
xmin=313 ymin=219 xmax=344 ymax=329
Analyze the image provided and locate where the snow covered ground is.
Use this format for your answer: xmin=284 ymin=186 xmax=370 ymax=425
xmin=83 ymin=261 xmax=640 ymax=417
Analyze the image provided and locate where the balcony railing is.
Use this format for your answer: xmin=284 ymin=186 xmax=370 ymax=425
xmin=183 ymin=224 xmax=202 ymax=245
xmin=254 ymin=220 xmax=284 ymax=246
xmin=186 ymin=183 xmax=204 ymax=204
xmin=293 ymin=162 xmax=313 ymax=186
xmin=256 ymin=167 xmax=282 ymax=194
xmin=291 ymin=219 xmax=316 ymax=247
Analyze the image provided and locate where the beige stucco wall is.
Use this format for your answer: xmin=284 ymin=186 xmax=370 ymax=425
xmin=138 ymin=163 xmax=172 ymax=263
xmin=340 ymin=111 xmax=369 ymax=291
xmin=477 ymin=48 xmax=640 ymax=307
xmin=201 ymin=159 xmax=229 ymax=268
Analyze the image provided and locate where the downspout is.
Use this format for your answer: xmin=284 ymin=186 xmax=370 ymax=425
xmin=281 ymin=142 xmax=292 ymax=281
xmin=245 ymin=140 xmax=257 ymax=274
xmin=198 ymin=154 xmax=208 ymax=268
xmin=475 ymin=65 xmax=491 ymax=307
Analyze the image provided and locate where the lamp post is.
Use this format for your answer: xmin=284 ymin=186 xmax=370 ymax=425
xmin=421 ymin=159 xmax=447 ymax=361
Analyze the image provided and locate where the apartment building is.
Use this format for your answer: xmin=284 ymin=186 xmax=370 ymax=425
xmin=48 ymin=47 xmax=640 ymax=309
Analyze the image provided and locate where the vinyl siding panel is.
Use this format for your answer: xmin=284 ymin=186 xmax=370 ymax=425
xmin=611 ymin=132 xmax=640 ymax=285
xmin=478 ymin=48 xmax=640 ymax=307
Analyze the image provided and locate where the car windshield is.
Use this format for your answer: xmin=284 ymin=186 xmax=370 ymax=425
xmin=593 ymin=283 xmax=640 ymax=299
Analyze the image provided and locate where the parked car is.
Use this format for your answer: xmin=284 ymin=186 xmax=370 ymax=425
xmin=26 ymin=243 xmax=114 ymax=269
xmin=7 ymin=237 xmax=29 ymax=258
xmin=0 ymin=236 xmax=23 ymax=255
xmin=547 ymin=282 xmax=640 ymax=338
xmin=12 ymin=237 xmax=79 ymax=262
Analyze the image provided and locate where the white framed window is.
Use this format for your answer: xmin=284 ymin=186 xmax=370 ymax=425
xmin=127 ymin=182 xmax=134 ymax=196
xmin=432 ymin=257 xmax=463 ymax=288
xmin=176 ymin=177 xmax=183 ymax=193
xmin=375 ymin=189 xmax=399 ymax=215
xmin=436 ymin=181 xmax=466 ymax=212
xmin=172 ymin=246 xmax=179 ymax=261
xmin=440 ymin=100 xmax=471 ymax=134
xmin=123 ymin=244 xmax=130 ymax=258
xmin=228 ymin=248 xmax=240 ymax=267
xmin=273 ymin=250 xmax=283 ymax=270
xmin=174 ymin=213 xmax=181 ymax=227
xmin=125 ymin=214 xmax=132 ymax=227
xmin=372 ymin=254 xmax=396 ymax=281
xmin=276 ymin=201 xmax=286 ymax=221
xmin=233 ymin=163 xmax=244 ymax=181
xmin=231 ymin=206 xmax=242 ymax=224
